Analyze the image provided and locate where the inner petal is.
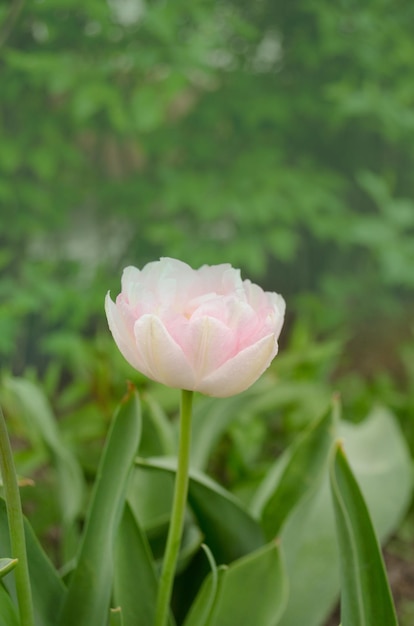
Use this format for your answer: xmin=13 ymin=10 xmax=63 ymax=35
xmin=186 ymin=316 xmax=237 ymax=381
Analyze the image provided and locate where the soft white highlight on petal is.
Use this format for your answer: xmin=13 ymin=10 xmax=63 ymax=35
xmin=105 ymin=292 xmax=143 ymax=371
xmin=133 ymin=315 xmax=196 ymax=390
xmin=105 ymin=257 xmax=286 ymax=397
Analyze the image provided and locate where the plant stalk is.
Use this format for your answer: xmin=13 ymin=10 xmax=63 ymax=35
xmin=0 ymin=405 xmax=34 ymax=626
xmin=154 ymin=389 xmax=194 ymax=626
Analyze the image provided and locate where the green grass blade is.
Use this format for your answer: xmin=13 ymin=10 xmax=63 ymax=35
xmin=58 ymin=387 xmax=142 ymax=626
xmin=330 ymin=442 xmax=398 ymax=626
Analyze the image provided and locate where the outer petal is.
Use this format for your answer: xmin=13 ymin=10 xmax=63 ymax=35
xmin=105 ymin=293 xmax=144 ymax=371
xmin=134 ymin=314 xmax=196 ymax=390
xmin=268 ymin=293 xmax=286 ymax=337
xmin=197 ymin=334 xmax=278 ymax=397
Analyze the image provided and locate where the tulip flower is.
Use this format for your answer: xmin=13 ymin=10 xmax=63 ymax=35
xmin=105 ymin=257 xmax=285 ymax=397
xmin=105 ymin=257 xmax=285 ymax=626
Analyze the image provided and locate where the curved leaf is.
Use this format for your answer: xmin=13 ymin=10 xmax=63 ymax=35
xmin=58 ymin=387 xmax=142 ymax=626
xmin=330 ymin=442 xmax=398 ymax=626
xmin=0 ymin=558 xmax=17 ymax=579
xmin=184 ymin=541 xmax=287 ymax=626
xmin=182 ymin=544 xmax=220 ymax=626
xmin=3 ymin=377 xmax=85 ymax=560
xmin=136 ymin=457 xmax=264 ymax=563
xmin=253 ymin=400 xmax=337 ymax=539
xmin=0 ymin=498 xmax=66 ymax=626
xmin=0 ymin=583 xmax=20 ymax=626
xmin=113 ymin=502 xmax=160 ymax=626
xmin=277 ymin=407 xmax=411 ymax=626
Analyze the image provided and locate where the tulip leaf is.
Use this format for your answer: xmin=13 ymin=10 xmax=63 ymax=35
xmin=113 ymin=502 xmax=163 ymax=626
xmin=184 ymin=541 xmax=287 ymax=626
xmin=330 ymin=442 xmax=398 ymax=626
xmin=0 ymin=558 xmax=18 ymax=579
xmin=109 ymin=607 xmax=124 ymax=626
xmin=58 ymin=387 xmax=142 ymax=626
xmin=127 ymin=467 xmax=203 ymax=574
xmin=182 ymin=543 xmax=220 ymax=626
xmin=253 ymin=400 xmax=337 ymax=540
xmin=0 ymin=497 xmax=66 ymax=626
xmin=142 ymin=392 xmax=176 ymax=456
xmin=127 ymin=466 xmax=174 ymax=537
xmin=2 ymin=377 xmax=85 ymax=560
xmin=190 ymin=393 xmax=257 ymax=472
xmin=0 ymin=583 xmax=20 ymax=626
xmin=182 ymin=566 xmax=226 ymax=626
xmin=277 ymin=406 xmax=411 ymax=626
xmin=136 ymin=457 xmax=265 ymax=563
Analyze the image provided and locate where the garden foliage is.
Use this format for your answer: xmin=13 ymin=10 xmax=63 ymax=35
xmin=1 ymin=0 xmax=414 ymax=371
xmin=1 ymin=1 xmax=414 ymax=623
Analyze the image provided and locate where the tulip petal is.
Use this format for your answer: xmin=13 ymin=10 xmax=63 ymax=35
xmin=185 ymin=316 xmax=236 ymax=380
xmin=134 ymin=315 xmax=196 ymax=390
xmin=197 ymin=334 xmax=278 ymax=397
xmin=105 ymin=293 xmax=144 ymax=371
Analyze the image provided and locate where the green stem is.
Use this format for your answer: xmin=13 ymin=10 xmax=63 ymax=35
xmin=154 ymin=389 xmax=194 ymax=626
xmin=0 ymin=405 xmax=34 ymax=626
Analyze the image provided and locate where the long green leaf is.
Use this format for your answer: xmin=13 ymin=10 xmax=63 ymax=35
xmin=277 ymin=406 xmax=411 ymax=626
xmin=0 ymin=583 xmax=20 ymax=626
xmin=3 ymin=377 xmax=85 ymax=560
xmin=58 ymin=387 xmax=141 ymax=626
xmin=184 ymin=541 xmax=287 ymax=626
xmin=113 ymin=502 xmax=160 ymax=626
xmin=0 ymin=497 xmax=66 ymax=626
xmin=136 ymin=457 xmax=264 ymax=563
xmin=330 ymin=442 xmax=398 ymax=626
xmin=253 ymin=400 xmax=336 ymax=539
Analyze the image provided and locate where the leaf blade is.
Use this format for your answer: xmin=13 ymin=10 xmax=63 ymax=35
xmin=330 ymin=442 xmax=398 ymax=626
xmin=113 ymin=502 xmax=159 ymax=626
xmin=185 ymin=541 xmax=288 ymax=626
xmin=254 ymin=400 xmax=337 ymax=539
xmin=58 ymin=387 xmax=142 ymax=626
xmin=136 ymin=457 xmax=265 ymax=563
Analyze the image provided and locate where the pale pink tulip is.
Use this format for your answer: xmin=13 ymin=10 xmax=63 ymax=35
xmin=105 ymin=258 xmax=285 ymax=397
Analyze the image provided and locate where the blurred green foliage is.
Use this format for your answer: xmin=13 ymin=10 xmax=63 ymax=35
xmin=1 ymin=0 xmax=414 ymax=377
xmin=1 ymin=2 xmax=414 ymax=619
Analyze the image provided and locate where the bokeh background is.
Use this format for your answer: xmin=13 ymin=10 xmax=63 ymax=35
xmin=1 ymin=0 xmax=414 ymax=622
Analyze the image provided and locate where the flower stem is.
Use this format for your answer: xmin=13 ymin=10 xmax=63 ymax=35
xmin=0 ymin=405 xmax=34 ymax=626
xmin=154 ymin=389 xmax=194 ymax=626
